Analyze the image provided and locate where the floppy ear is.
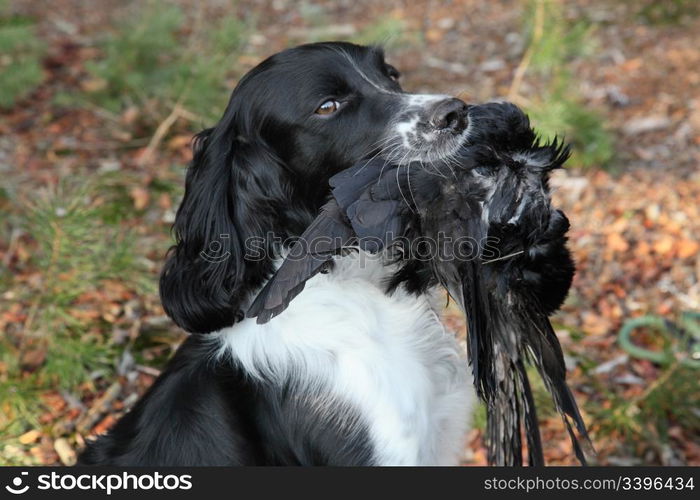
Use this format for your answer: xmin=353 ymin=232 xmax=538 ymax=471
xmin=159 ymin=116 xmax=296 ymax=334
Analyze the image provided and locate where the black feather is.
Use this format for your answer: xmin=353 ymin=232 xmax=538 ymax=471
xmin=247 ymin=160 xmax=408 ymax=321
xmin=247 ymin=200 xmax=354 ymax=323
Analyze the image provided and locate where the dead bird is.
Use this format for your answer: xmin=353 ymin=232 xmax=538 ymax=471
xmin=248 ymin=101 xmax=591 ymax=465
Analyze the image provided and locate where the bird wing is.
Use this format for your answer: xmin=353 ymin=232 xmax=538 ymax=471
xmin=346 ymin=164 xmax=409 ymax=248
xmin=246 ymin=199 xmax=354 ymax=323
xmin=329 ymin=158 xmax=389 ymax=209
xmin=248 ymin=159 xmax=409 ymax=323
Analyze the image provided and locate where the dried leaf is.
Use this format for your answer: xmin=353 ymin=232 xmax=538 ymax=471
xmin=20 ymin=347 xmax=47 ymax=371
xmin=677 ymin=239 xmax=699 ymax=259
xmin=607 ymin=233 xmax=629 ymax=253
xmin=80 ymin=78 xmax=107 ymax=92
xmin=54 ymin=438 xmax=77 ymax=466
xmin=653 ymin=235 xmax=675 ymax=256
xmin=129 ymin=186 xmax=150 ymax=211
xmin=18 ymin=430 xmax=42 ymax=445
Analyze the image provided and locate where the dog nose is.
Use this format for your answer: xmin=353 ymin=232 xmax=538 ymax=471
xmin=429 ymin=98 xmax=469 ymax=134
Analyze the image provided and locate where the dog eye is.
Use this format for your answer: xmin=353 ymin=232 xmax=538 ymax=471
xmin=386 ymin=65 xmax=400 ymax=81
xmin=315 ymin=100 xmax=340 ymax=115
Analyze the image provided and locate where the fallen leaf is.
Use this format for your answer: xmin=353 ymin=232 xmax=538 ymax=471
xmin=425 ymin=29 xmax=443 ymax=43
xmin=54 ymin=438 xmax=77 ymax=466
xmin=68 ymin=308 xmax=101 ymax=321
xmin=20 ymin=347 xmax=47 ymax=371
xmin=582 ymin=312 xmax=613 ymax=336
xmin=93 ymin=414 xmax=117 ymax=435
xmin=620 ymin=58 xmax=642 ymax=72
xmin=80 ymin=78 xmax=107 ymax=92
xmin=653 ymin=235 xmax=675 ymax=256
xmin=121 ymin=106 xmax=139 ymax=125
xmin=167 ymin=135 xmax=191 ymax=150
xmin=130 ymin=186 xmax=150 ymax=211
xmin=607 ymin=233 xmax=629 ymax=253
xmin=158 ymin=193 xmax=172 ymax=210
xmin=40 ymin=392 xmax=67 ymax=413
xmin=18 ymin=430 xmax=42 ymax=445
xmin=634 ymin=240 xmax=651 ymax=258
xmin=677 ymin=239 xmax=699 ymax=259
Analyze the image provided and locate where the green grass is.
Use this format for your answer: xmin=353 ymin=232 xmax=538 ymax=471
xmin=471 ymin=403 xmax=486 ymax=432
xmin=634 ymin=0 xmax=699 ymax=25
xmin=0 ymin=178 xmax=143 ymax=438
xmin=528 ymin=91 xmax=614 ymax=168
xmin=77 ymin=2 xmax=246 ymax=125
xmin=0 ymin=11 xmax=45 ymax=108
xmin=575 ymin=316 xmax=700 ymax=461
xmin=351 ymin=18 xmax=411 ymax=47
xmin=520 ymin=0 xmax=614 ymax=168
xmin=586 ymin=362 xmax=700 ymax=457
xmin=297 ymin=2 xmax=416 ymax=48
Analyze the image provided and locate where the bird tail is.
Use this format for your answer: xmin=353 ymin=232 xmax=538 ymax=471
xmin=454 ymin=258 xmax=590 ymax=465
xmin=521 ymin=302 xmax=594 ymax=464
xmin=451 ymin=262 xmax=545 ymax=466
xmin=485 ymin=346 xmax=545 ymax=466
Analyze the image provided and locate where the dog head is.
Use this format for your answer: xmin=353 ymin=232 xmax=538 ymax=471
xmin=160 ymin=42 xmax=470 ymax=333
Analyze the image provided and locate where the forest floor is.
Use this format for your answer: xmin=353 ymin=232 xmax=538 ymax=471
xmin=1 ymin=0 xmax=699 ymax=465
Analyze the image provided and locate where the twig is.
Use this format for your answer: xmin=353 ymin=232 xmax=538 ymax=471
xmin=54 ymin=437 xmax=77 ymax=466
xmin=634 ymin=360 xmax=680 ymax=404
xmin=134 ymin=364 xmax=162 ymax=377
xmin=76 ymin=381 xmax=122 ymax=435
xmin=507 ymin=0 xmax=546 ymax=101
xmin=138 ymin=103 xmax=185 ymax=166
xmin=176 ymin=107 xmax=205 ymax=123
xmin=615 ymin=361 xmax=681 ymax=429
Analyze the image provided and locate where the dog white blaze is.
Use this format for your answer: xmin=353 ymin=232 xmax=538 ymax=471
xmin=213 ymin=250 xmax=475 ymax=465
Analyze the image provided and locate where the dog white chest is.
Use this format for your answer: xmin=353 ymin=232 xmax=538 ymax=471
xmin=215 ymin=251 xmax=474 ymax=465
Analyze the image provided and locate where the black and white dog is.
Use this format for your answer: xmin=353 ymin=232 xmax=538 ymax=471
xmin=80 ymin=42 xmax=477 ymax=466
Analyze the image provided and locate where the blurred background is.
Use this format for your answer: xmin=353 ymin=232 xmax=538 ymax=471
xmin=1 ymin=0 xmax=699 ymax=466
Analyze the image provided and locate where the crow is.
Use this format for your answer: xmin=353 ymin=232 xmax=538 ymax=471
xmin=247 ymin=102 xmax=591 ymax=465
